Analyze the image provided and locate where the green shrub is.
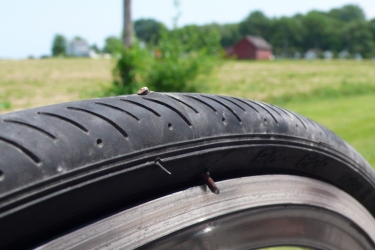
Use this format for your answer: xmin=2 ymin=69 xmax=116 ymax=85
xmin=109 ymin=26 xmax=221 ymax=95
xmin=108 ymin=43 xmax=151 ymax=95
xmin=146 ymin=26 xmax=221 ymax=93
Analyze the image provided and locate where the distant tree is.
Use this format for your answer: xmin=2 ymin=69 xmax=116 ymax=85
xmin=219 ymin=24 xmax=241 ymax=47
xmin=239 ymin=11 xmax=272 ymax=41
xmin=328 ymin=5 xmax=366 ymax=22
xmin=103 ymin=36 xmax=122 ymax=55
xmin=342 ymin=21 xmax=375 ymax=58
xmin=304 ymin=11 xmax=343 ymax=53
xmin=293 ymin=13 xmax=304 ymax=20
xmin=90 ymin=44 xmax=100 ymax=54
xmin=301 ymin=11 xmax=333 ymax=50
xmin=73 ymin=36 xmax=86 ymax=42
xmin=190 ymin=23 xmax=240 ymax=48
xmin=51 ymin=34 xmax=67 ymax=56
xmin=325 ymin=20 xmax=345 ymax=53
xmin=184 ymin=23 xmax=241 ymax=48
xmin=175 ymin=25 xmax=221 ymax=55
xmin=134 ymin=19 xmax=166 ymax=44
xmin=369 ymin=19 xmax=375 ymax=40
xmin=209 ymin=23 xmax=241 ymax=48
xmin=270 ymin=17 xmax=304 ymax=56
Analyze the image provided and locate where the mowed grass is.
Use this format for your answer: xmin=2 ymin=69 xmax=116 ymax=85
xmin=283 ymin=95 xmax=375 ymax=167
xmin=0 ymin=58 xmax=374 ymax=167
xmin=0 ymin=58 xmax=113 ymax=112
xmin=208 ymin=60 xmax=375 ymax=167
xmin=208 ymin=60 xmax=375 ymax=103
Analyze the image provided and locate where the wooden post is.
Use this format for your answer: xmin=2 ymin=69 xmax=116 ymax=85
xmin=123 ymin=0 xmax=132 ymax=47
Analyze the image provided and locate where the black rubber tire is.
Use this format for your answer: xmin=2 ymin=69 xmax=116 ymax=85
xmin=0 ymin=92 xmax=374 ymax=248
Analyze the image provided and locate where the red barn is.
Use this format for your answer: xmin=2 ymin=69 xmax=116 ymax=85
xmin=231 ymin=36 xmax=273 ymax=60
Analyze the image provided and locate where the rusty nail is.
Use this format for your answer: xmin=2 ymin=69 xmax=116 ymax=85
xmin=201 ymin=172 xmax=220 ymax=194
xmin=137 ymin=87 xmax=150 ymax=95
xmin=155 ymin=158 xmax=171 ymax=175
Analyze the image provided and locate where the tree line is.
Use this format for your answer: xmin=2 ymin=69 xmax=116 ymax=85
xmin=134 ymin=4 xmax=375 ymax=58
xmin=52 ymin=4 xmax=375 ymax=59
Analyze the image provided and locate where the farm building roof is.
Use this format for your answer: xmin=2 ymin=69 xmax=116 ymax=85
xmin=245 ymin=36 xmax=272 ymax=50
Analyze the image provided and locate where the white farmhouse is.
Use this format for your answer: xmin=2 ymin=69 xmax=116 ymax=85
xmin=67 ymin=39 xmax=90 ymax=57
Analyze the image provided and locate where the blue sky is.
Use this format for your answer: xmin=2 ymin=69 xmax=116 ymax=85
xmin=1 ymin=0 xmax=375 ymax=58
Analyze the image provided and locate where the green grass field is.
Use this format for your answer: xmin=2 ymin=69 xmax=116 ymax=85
xmin=0 ymin=58 xmax=113 ymax=112
xmin=208 ymin=60 xmax=375 ymax=103
xmin=1 ymin=58 xmax=374 ymax=167
xmin=208 ymin=60 xmax=375 ymax=167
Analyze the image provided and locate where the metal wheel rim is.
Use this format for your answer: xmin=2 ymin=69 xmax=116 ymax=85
xmin=38 ymin=175 xmax=375 ymax=250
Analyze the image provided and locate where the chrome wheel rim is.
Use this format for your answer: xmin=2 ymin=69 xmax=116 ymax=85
xmin=38 ymin=175 xmax=375 ymax=250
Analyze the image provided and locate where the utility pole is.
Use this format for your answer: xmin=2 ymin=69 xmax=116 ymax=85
xmin=123 ymin=0 xmax=132 ymax=47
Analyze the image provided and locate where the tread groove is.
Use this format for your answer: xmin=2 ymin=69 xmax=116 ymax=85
xmin=270 ymin=105 xmax=293 ymax=119
xmin=183 ymin=95 xmax=217 ymax=112
xmin=201 ymin=95 xmax=242 ymax=123
xmin=142 ymin=97 xmax=192 ymax=126
xmin=120 ymin=99 xmax=161 ymax=117
xmin=301 ymin=115 xmax=320 ymax=132
xmin=278 ymin=107 xmax=307 ymax=129
xmin=218 ymin=96 xmax=246 ymax=112
xmin=304 ymin=116 xmax=315 ymax=126
xmin=247 ymin=100 xmax=278 ymax=123
xmin=231 ymin=97 xmax=259 ymax=113
xmin=261 ymin=102 xmax=282 ymax=116
xmin=37 ymin=112 xmax=88 ymax=133
xmin=0 ymin=136 xmax=40 ymax=164
xmin=67 ymin=107 xmax=128 ymax=138
xmin=305 ymin=117 xmax=325 ymax=135
xmin=95 ymin=102 xmax=140 ymax=121
xmin=3 ymin=120 xmax=56 ymax=140
xmin=315 ymin=121 xmax=330 ymax=137
xmin=291 ymin=113 xmax=308 ymax=130
xmin=165 ymin=95 xmax=199 ymax=114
